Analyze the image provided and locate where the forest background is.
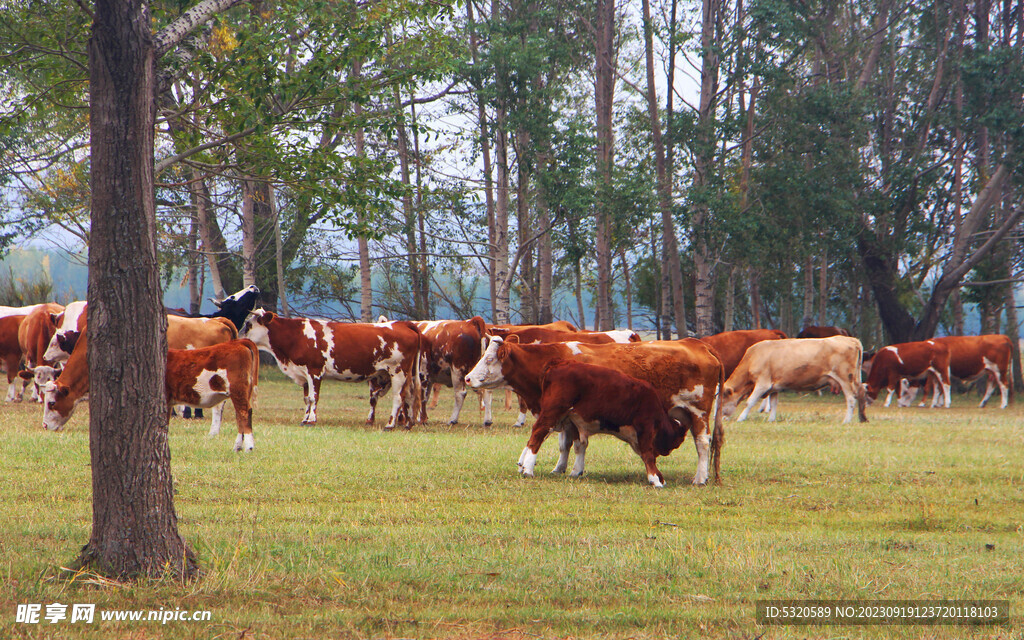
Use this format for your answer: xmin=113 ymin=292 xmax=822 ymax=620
xmin=2 ymin=0 xmax=1023 ymax=352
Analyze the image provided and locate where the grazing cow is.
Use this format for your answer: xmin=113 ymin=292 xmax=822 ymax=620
xmin=488 ymin=327 xmax=643 ymax=428
xmin=489 ymin=320 xmax=578 ymax=334
xmin=720 ymin=336 xmax=868 ymax=423
xmin=700 ymin=329 xmax=788 ymax=379
xmin=0 ymin=314 xmax=28 ymax=401
xmin=42 ymin=300 xmax=88 ymax=364
xmin=520 ymin=360 xmax=687 ymax=487
xmin=864 ymin=340 xmax=951 ymax=408
xmin=898 ymin=334 xmax=1012 ymax=408
xmin=466 ymin=336 xmax=724 ymax=485
xmin=17 ymin=303 xmax=64 ymax=402
xmin=797 ymin=325 xmax=851 ymax=339
xmin=37 ymin=334 xmax=260 ymax=450
xmin=369 ymin=317 xmax=492 ymax=426
xmin=240 ymin=309 xmax=423 ymax=428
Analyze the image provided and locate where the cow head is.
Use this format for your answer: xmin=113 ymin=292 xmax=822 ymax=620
xmin=239 ymin=308 xmax=275 ymax=347
xmin=40 ymin=380 xmax=77 ymax=431
xmin=213 ymin=285 xmax=261 ymax=329
xmin=719 ymin=386 xmax=741 ymax=417
xmin=465 ymin=335 xmax=517 ymax=389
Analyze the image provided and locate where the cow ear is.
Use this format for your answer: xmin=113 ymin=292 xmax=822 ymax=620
xmin=56 ymin=385 xmax=69 ymax=399
xmin=50 ymin=313 xmax=62 ymax=326
xmin=506 ymin=334 xmax=520 ymax=344
xmin=469 ymin=316 xmax=486 ymax=336
xmin=18 ymin=370 xmax=34 ymax=380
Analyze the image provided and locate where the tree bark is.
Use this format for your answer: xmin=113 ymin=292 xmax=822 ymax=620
xmin=270 ymin=187 xmax=289 ymax=317
xmin=352 ymin=57 xmax=373 ymax=322
xmin=191 ymin=170 xmax=227 ymax=300
xmin=642 ymin=0 xmax=686 ymax=338
xmin=81 ymin=0 xmax=196 ymax=580
xmin=593 ymin=0 xmax=615 ymax=330
xmin=817 ymin=249 xmax=828 ymax=325
xmin=723 ymin=266 xmax=735 ymax=331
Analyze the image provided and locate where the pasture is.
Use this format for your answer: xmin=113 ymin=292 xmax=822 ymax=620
xmin=2 ymin=370 xmax=1022 ymax=639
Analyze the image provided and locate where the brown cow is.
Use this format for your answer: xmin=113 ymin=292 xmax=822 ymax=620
xmin=466 ymin=336 xmax=724 ymax=485
xmin=37 ymin=335 xmax=260 ymax=450
xmin=240 ymin=310 xmax=423 ymax=428
xmin=0 ymin=314 xmax=28 ymax=402
xmin=17 ymin=303 xmax=64 ymax=402
xmin=521 ymin=359 xmax=687 ymax=487
xmin=700 ymin=329 xmax=788 ymax=379
xmin=797 ymin=325 xmax=851 ymax=339
xmin=898 ymin=334 xmax=1012 ymax=408
xmin=864 ymin=340 xmax=951 ymax=408
xmin=489 ymin=320 xmax=578 ymax=334
xmin=721 ymin=336 xmax=867 ymax=423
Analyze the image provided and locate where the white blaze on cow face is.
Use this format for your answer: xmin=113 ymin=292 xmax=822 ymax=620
xmin=239 ymin=310 xmax=270 ymax=347
xmin=44 ymin=301 xmax=86 ymax=363
xmin=465 ymin=338 xmax=505 ymax=389
xmin=40 ymin=381 xmax=77 ymax=431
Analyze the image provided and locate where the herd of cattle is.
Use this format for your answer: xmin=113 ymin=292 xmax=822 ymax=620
xmin=0 ymin=287 xmax=1014 ymax=487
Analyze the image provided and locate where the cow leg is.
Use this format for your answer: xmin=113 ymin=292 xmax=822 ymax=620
xmin=691 ymin=420 xmax=712 ymax=486
xmin=569 ymin=432 xmax=588 ymax=478
xmin=637 ymin=425 xmax=664 ymax=488
xmin=448 ymin=367 xmax=468 ymax=426
xmin=386 ymin=369 xmax=408 ymax=430
xmin=232 ymin=397 xmax=254 ymax=452
xmin=758 ymin=396 xmax=770 ymax=413
xmin=641 ymin=451 xmax=664 ymax=488
xmin=302 ymin=377 xmax=321 ymax=425
xmin=552 ymin=429 xmax=572 ymax=474
xmin=428 ymin=382 xmax=442 ymax=409
xmin=929 ymin=377 xmax=943 ymax=408
xmin=830 ymin=376 xmax=857 ymax=424
xmin=883 ymin=387 xmax=895 ymax=407
xmin=767 ymin=392 xmax=779 ymax=422
xmin=480 ymin=389 xmax=493 ymax=427
xmin=504 ymin=388 xmax=514 ymax=410
xmin=737 ymin=383 xmax=771 ymax=422
xmin=5 ymin=365 xmax=22 ymax=402
xmin=208 ymin=401 xmax=224 ymax=436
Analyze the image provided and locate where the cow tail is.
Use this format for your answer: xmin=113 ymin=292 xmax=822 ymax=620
xmin=856 ymin=341 xmax=868 ymax=422
xmin=410 ymin=322 xmax=424 ymax=425
xmin=711 ymin=358 xmax=725 ymax=485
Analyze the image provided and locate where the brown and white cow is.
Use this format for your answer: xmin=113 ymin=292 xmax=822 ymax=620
xmin=37 ymin=334 xmax=260 ymax=450
xmin=797 ymin=325 xmax=851 ymax=339
xmin=898 ymin=334 xmax=1012 ymax=409
xmin=240 ymin=309 xmax=423 ymax=428
xmin=368 ymin=317 xmax=493 ymax=427
xmin=864 ymin=339 xmax=951 ymax=408
xmin=0 ymin=303 xmax=47 ymax=319
xmin=520 ymin=359 xmax=688 ymax=487
xmin=720 ymin=336 xmax=868 ymax=423
xmin=43 ymin=300 xmax=87 ymax=364
xmin=466 ymin=336 xmax=725 ymax=485
xmin=0 ymin=314 xmax=28 ymax=401
xmin=488 ymin=327 xmax=643 ymax=428
xmin=17 ymin=303 xmax=64 ymax=402
xmin=700 ymin=328 xmax=788 ymax=379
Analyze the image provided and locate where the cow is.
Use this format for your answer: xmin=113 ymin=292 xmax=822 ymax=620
xmin=368 ymin=317 xmax=493 ymax=427
xmin=488 ymin=327 xmax=643 ymax=428
xmin=797 ymin=326 xmax=851 ymax=339
xmin=898 ymin=334 xmax=1012 ymax=409
xmin=465 ymin=336 xmax=725 ymax=485
xmin=0 ymin=303 xmax=47 ymax=319
xmin=17 ymin=303 xmax=64 ymax=402
xmin=700 ymin=329 xmax=788 ymax=379
xmin=240 ymin=309 xmax=423 ymax=428
xmin=520 ymin=359 xmax=688 ymax=487
xmin=36 ymin=335 xmax=260 ymax=450
xmin=166 ymin=284 xmax=262 ymax=331
xmin=489 ymin=320 xmax=578 ymax=334
xmin=720 ymin=336 xmax=868 ymax=423
xmin=864 ymin=340 xmax=951 ymax=408
xmin=1 ymin=314 xmax=28 ymax=401
xmin=42 ymin=300 xmax=88 ymax=364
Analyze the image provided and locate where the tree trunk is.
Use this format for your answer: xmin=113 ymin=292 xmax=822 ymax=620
xmin=691 ymin=0 xmax=722 ymax=337
xmin=593 ymin=0 xmax=615 ymax=331
xmin=467 ymin=0 xmax=497 ymax=321
xmin=493 ymin=107 xmax=511 ymax=323
xmin=748 ymin=268 xmax=762 ymax=330
xmin=80 ymin=0 xmax=195 ymax=580
xmin=353 ymin=57 xmax=373 ymax=322
xmin=723 ymin=266 xmax=735 ymax=331
xmin=802 ymin=256 xmax=814 ymax=327
xmin=817 ymin=249 xmax=828 ymax=325
xmin=187 ymin=204 xmax=200 ymax=314
xmin=394 ymin=79 xmax=422 ymax=319
xmin=270 ymin=187 xmax=289 ymax=317
xmin=191 ymin=170 xmax=227 ymax=300
xmin=619 ymin=247 xmax=633 ymax=330
xmin=1004 ymin=285 xmax=1022 ymax=392
xmin=240 ymin=179 xmax=258 ymax=288
xmin=537 ymin=182 xmax=553 ymax=323
xmin=575 ymin=258 xmax=586 ymax=330
xmin=516 ymin=127 xmax=536 ymax=323
xmin=642 ymin=0 xmax=686 ymax=338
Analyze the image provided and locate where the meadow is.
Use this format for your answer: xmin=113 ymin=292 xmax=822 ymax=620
xmin=1 ymin=369 xmax=1022 ymax=639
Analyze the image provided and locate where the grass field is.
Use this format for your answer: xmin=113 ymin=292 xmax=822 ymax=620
xmin=1 ymin=368 xmax=1023 ymax=639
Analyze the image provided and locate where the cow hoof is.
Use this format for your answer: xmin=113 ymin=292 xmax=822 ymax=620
xmin=483 ymin=421 xmax=492 ymax=427
xmin=448 ymin=420 xmax=458 ymax=427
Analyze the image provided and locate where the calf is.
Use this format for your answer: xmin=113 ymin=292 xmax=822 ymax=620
xmin=38 ymin=336 xmax=260 ymax=450
xmin=520 ymin=360 xmax=686 ymax=487
xmin=17 ymin=303 xmax=64 ymax=402
xmin=864 ymin=340 xmax=951 ymax=408
xmin=721 ymin=336 xmax=867 ymax=423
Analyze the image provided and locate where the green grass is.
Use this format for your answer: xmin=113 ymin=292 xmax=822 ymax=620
xmin=1 ymin=369 xmax=1023 ymax=639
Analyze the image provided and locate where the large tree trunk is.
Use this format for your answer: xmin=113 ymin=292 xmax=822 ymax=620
xmin=642 ymin=0 xmax=686 ymax=338
xmin=191 ymin=169 xmax=228 ymax=300
xmin=467 ymin=0 xmax=497 ymax=321
xmin=493 ymin=107 xmax=512 ymax=323
xmin=353 ymin=57 xmax=373 ymax=321
xmin=593 ymin=0 xmax=615 ymax=330
xmin=691 ymin=0 xmax=722 ymax=336
xmin=80 ymin=0 xmax=195 ymax=580
xmin=270 ymin=187 xmax=289 ymax=317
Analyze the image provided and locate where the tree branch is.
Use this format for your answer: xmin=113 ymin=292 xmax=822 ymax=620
xmin=153 ymin=0 xmax=250 ymax=59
